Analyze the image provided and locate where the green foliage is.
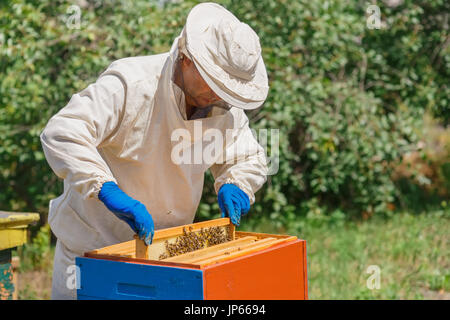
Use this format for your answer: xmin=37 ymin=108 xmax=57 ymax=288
xmin=1 ymin=0 xmax=448 ymax=226
xmin=225 ymin=0 xmax=448 ymax=220
xmin=393 ymin=115 xmax=450 ymax=212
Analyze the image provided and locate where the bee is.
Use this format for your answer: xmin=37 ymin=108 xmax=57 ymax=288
xmin=159 ymin=253 xmax=168 ymax=260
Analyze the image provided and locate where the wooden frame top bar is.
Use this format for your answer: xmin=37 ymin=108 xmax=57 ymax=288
xmin=84 ymin=218 xmax=298 ymax=269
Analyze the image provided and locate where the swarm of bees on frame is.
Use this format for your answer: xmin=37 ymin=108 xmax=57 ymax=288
xmin=158 ymin=226 xmax=232 ymax=260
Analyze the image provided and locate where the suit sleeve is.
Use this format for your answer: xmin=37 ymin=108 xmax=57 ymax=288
xmin=209 ymin=110 xmax=268 ymax=204
xmin=40 ymin=74 xmax=126 ymax=199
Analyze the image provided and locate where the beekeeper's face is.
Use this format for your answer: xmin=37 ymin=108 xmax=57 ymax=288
xmin=179 ymin=53 xmax=223 ymax=108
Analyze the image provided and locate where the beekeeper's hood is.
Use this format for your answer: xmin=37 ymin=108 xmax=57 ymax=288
xmin=177 ymin=2 xmax=269 ymax=110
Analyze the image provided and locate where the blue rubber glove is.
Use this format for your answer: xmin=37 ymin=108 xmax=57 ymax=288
xmin=98 ymin=181 xmax=154 ymax=245
xmin=218 ymin=184 xmax=250 ymax=226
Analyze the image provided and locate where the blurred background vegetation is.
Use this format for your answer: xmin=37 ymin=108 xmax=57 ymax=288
xmin=0 ymin=0 xmax=448 ymax=299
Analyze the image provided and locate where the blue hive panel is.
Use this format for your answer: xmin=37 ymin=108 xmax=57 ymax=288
xmin=76 ymin=257 xmax=204 ymax=300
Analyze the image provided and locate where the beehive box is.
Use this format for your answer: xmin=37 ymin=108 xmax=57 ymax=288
xmin=75 ymin=218 xmax=308 ymax=300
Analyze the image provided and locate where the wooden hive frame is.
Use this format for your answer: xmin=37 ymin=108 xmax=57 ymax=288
xmin=85 ymin=218 xmax=298 ymax=269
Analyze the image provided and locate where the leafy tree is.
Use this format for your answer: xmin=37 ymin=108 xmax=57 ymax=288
xmin=0 ymin=0 xmax=448 ymax=227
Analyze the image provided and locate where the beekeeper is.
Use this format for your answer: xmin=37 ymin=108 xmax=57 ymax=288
xmin=40 ymin=2 xmax=269 ymax=300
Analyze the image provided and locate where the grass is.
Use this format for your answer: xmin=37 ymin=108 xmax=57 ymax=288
xmin=13 ymin=224 xmax=54 ymax=300
xmin=14 ymin=210 xmax=449 ymax=299
xmin=240 ymin=209 xmax=450 ymax=299
xmin=17 ymin=270 xmax=52 ymax=300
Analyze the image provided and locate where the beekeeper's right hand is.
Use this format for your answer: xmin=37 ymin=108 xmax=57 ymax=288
xmin=98 ymin=181 xmax=154 ymax=245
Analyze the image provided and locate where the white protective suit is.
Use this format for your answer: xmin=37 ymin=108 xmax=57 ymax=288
xmin=40 ymin=34 xmax=268 ymax=299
